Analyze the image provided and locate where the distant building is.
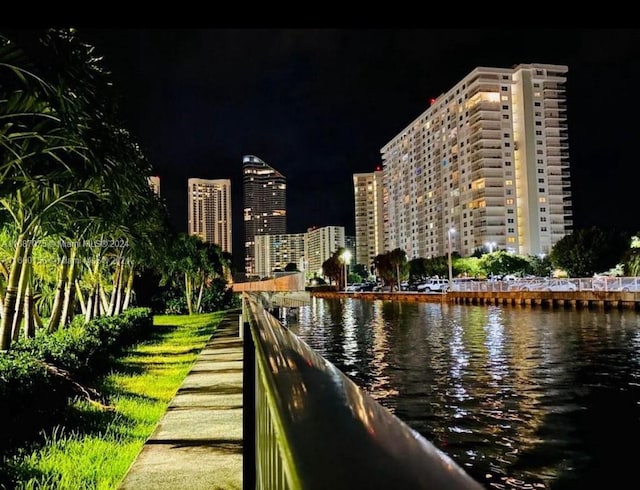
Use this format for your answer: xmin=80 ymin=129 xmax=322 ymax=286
xmin=254 ymin=233 xmax=306 ymax=278
xmin=381 ymin=63 xmax=572 ymax=258
xmin=305 ymin=226 xmax=345 ymax=278
xmin=187 ymin=178 xmax=232 ymax=253
xmin=243 ymin=155 xmax=286 ymax=276
xmin=345 ymin=235 xmax=357 ymax=257
xmin=353 ymin=169 xmax=385 ymax=266
xmin=148 ymin=176 xmax=160 ymax=195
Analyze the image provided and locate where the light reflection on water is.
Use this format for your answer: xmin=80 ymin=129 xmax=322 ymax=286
xmin=285 ymin=298 xmax=640 ymax=490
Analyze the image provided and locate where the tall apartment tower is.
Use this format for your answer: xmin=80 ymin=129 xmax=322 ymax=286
xmin=353 ymin=168 xmax=385 ymax=266
xmin=305 ymin=226 xmax=345 ymax=278
xmin=187 ymin=178 xmax=232 ymax=253
xmin=381 ymin=63 xmax=572 ymax=259
xmin=243 ymin=155 xmax=287 ymax=276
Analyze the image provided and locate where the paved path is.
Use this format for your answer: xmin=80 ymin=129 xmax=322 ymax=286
xmin=119 ymin=312 xmax=243 ymax=490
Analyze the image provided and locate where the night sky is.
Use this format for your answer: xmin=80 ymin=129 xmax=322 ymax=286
xmin=5 ymin=28 xmax=640 ymax=265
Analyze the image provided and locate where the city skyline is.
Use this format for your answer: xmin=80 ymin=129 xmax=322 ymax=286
xmin=15 ymin=28 xmax=636 ymax=267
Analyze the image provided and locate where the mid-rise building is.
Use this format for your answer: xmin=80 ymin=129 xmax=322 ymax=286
xmin=381 ymin=63 xmax=572 ymax=259
xmin=148 ymin=176 xmax=160 ymax=195
xmin=243 ymin=155 xmax=286 ymax=276
xmin=353 ymin=169 xmax=385 ymax=266
xmin=254 ymin=233 xmax=306 ymax=278
xmin=187 ymin=178 xmax=232 ymax=253
xmin=305 ymin=226 xmax=345 ymax=278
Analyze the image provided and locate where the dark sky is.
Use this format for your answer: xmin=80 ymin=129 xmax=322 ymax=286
xmin=6 ymin=28 xmax=640 ymax=264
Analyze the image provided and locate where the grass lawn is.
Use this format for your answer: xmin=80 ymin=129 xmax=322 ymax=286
xmin=2 ymin=312 xmax=226 ymax=490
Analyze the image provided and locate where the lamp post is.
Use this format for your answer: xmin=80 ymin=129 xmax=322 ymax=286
xmin=340 ymin=250 xmax=352 ymax=291
xmin=485 ymin=241 xmax=496 ymax=254
xmin=447 ymin=228 xmax=455 ymax=286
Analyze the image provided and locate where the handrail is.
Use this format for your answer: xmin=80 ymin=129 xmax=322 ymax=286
xmin=243 ymin=292 xmax=483 ymax=490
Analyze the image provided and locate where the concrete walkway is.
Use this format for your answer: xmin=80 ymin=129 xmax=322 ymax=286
xmin=119 ymin=312 xmax=243 ymax=490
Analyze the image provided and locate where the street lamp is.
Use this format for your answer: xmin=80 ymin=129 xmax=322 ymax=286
xmin=485 ymin=241 xmax=497 ymax=254
xmin=340 ymin=249 xmax=352 ymax=291
xmin=447 ymin=228 xmax=455 ymax=286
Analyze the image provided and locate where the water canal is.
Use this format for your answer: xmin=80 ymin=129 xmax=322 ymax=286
xmin=284 ymin=297 xmax=640 ymax=489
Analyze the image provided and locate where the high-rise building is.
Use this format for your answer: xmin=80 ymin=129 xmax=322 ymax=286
xmin=353 ymin=169 xmax=385 ymax=266
xmin=254 ymin=233 xmax=306 ymax=278
xmin=243 ymin=155 xmax=287 ymax=276
xmin=187 ymin=178 xmax=232 ymax=253
xmin=148 ymin=176 xmax=160 ymax=195
xmin=305 ymin=226 xmax=345 ymax=278
xmin=381 ymin=63 xmax=572 ymax=259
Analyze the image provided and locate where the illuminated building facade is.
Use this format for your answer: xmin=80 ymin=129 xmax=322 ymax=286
xmin=187 ymin=178 xmax=232 ymax=253
xmin=305 ymin=226 xmax=345 ymax=278
xmin=353 ymin=169 xmax=385 ymax=266
xmin=243 ymin=155 xmax=287 ymax=275
xmin=254 ymin=233 xmax=306 ymax=278
xmin=148 ymin=176 xmax=160 ymax=195
xmin=381 ymin=64 xmax=572 ymax=258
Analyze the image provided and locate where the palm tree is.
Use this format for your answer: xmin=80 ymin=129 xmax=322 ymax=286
xmin=388 ymin=248 xmax=407 ymax=292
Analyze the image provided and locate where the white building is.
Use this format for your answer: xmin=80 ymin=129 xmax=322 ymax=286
xmin=381 ymin=63 xmax=572 ymax=258
xmin=254 ymin=233 xmax=306 ymax=278
xmin=353 ymin=169 xmax=385 ymax=266
xmin=187 ymin=178 xmax=232 ymax=253
xmin=305 ymin=226 xmax=345 ymax=278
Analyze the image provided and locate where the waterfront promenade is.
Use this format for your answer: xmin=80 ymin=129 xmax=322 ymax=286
xmin=118 ymin=311 xmax=243 ymax=490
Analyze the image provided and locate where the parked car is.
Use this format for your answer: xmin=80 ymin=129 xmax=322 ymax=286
xmin=417 ymin=278 xmax=450 ymax=292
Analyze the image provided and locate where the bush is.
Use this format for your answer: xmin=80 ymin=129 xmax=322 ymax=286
xmin=1 ymin=308 xmax=153 ymax=450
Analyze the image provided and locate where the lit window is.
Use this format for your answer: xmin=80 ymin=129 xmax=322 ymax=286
xmin=505 ymin=180 xmax=513 ymax=185
xmin=506 ymin=199 xmax=514 ymax=205
xmin=508 ymin=237 xmax=516 ymax=243
xmin=539 ymin=197 xmax=546 ymax=203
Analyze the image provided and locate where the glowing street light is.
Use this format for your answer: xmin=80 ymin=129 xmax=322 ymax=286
xmin=485 ymin=241 xmax=497 ymax=253
xmin=340 ymin=249 xmax=352 ymax=291
xmin=447 ymin=228 xmax=455 ymax=286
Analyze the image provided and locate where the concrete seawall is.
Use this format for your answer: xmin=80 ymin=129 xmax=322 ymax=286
xmin=311 ymin=290 xmax=640 ymax=310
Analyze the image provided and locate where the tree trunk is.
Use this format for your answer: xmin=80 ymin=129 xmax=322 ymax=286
xmin=75 ymin=279 xmax=86 ymax=315
xmin=114 ymin=264 xmax=125 ymax=315
xmin=23 ymin=267 xmax=35 ymax=338
xmin=122 ymin=267 xmax=134 ymax=311
xmin=107 ymin=261 xmax=121 ymax=316
xmin=84 ymin=287 xmax=94 ymax=323
xmin=195 ymin=272 xmax=205 ymax=313
xmin=48 ymin=248 xmax=70 ymax=332
xmin=61 ymin=246 xmax=78 ymax=327
xmin=99 ymin=282 xmax=109 ymax=317
xmin=11 ymin=240 xmax=32 ymax=342
xmin=185 ymin=273 xmax=193 ymax=315
xmin=93 ymin=286 xmax=101 ymax=318
xmin=34 ymin=304 xmax=44 ymax=330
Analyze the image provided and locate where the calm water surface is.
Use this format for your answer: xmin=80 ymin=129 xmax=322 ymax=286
xmin=284 ymin=298 xmax=640 ymax=489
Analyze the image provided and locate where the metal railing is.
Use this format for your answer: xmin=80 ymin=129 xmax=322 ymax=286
xmin=450 ymin=277 xmax=640 ymax=293
xmin=242 ymin=292 xmax=483 ymax=490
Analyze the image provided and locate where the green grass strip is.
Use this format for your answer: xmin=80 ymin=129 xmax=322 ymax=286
xmin=3 ymin=312 xmax=224 ymax=490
